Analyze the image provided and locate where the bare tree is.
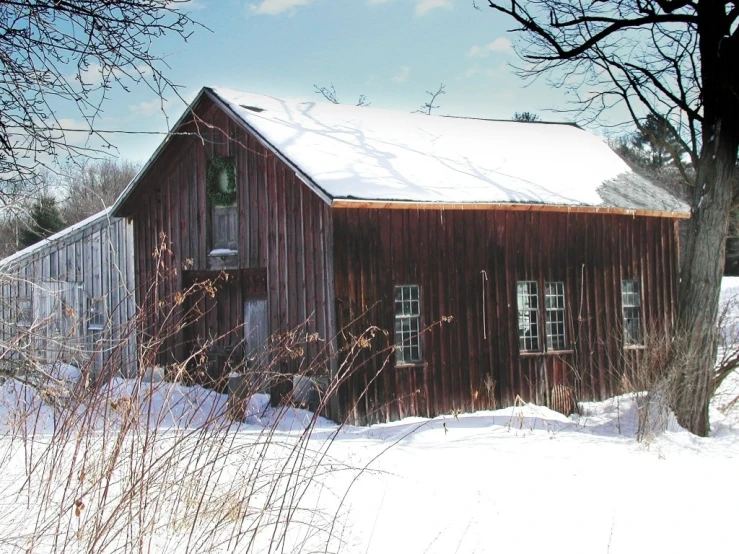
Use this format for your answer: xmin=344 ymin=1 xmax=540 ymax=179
xmin=60 ymin=159 xmax=140 ymax=224
xmin=0 ymin=170 xmax=58 ymax=256
xmin=415 ymin=83 xmax=446 ymax=115
xmin=314 ymin=84 xmax=371 ymax=107
xmin=483 ymin=0 xmax=738 ymax=435
xmin=0 ymin=0 xmax=199 ymax=189
xmin=0 ymin=158 xmax=138 ymax=256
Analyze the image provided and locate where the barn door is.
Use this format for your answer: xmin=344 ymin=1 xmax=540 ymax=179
xmin=212 ymin=205 xmax=238 ymax=251
xmin=244 ymin=299 xmax=269 ymax=365
xmin=243 ymin=298 xmax=269 ymax=395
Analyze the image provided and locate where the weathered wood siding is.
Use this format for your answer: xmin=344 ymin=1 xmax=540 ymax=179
xmin=333 ymin=208 xmax=679 ymax=424
xmin=0 ymin=212 xmax=136 ymax=376
xmin=122 ymin=97 xmax=334 ymax=381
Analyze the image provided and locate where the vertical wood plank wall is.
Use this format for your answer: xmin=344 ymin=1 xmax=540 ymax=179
xmin=0 ymin=214 xmax=136 ymax=375
xmin=333 ymin=208 xmax=679 ymax=424
xmin=120 ymin=94 xmax=680 ymax=424
xmin=124 ymin=98 xmax=334 ymax=378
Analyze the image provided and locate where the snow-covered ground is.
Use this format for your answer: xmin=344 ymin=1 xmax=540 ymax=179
xmin=0 ymin=287 xmax=737 ymax=553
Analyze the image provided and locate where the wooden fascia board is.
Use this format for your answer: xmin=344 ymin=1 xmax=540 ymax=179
xmin=204 ymin=89 xmax=334 ymax=207
xmin=330 ymin=199 xmax=691 ymax=219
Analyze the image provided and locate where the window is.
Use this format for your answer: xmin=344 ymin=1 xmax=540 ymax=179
xmin=87 ymin=298 xmax=105 ymax=331
xmin=545 ymin=282 xmax=567 ymax=350
xmin=16 ymin=297 xmax=32 ymax=327
xmin=517 ymin=281 xmax=568 ymax=352
xmin=622 ymin=280 xmax=642 ymax=345
xmin=394 ymin=285 xmax=422 ymax=364
xmin=86 ymin=298 xmax=105 ymax=373
xmin=517 ymin=281 xmax=540 ymax=351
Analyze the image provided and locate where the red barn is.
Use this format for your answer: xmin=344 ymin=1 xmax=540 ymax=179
xmin=114 ymin=87 xmax=689 ymax=424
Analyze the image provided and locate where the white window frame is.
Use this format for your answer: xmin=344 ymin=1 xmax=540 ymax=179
xmin=517 ymin=281 xmax=540 ymax=352
xmin=87 ymin=297 xmax=105 ymax=330
xmin=394 ymin=284 xmax=422 ymax=364
xmin=621 ymin=279 xmax=643 ymax=346
xmin=545 ymin=281 xmax=567 ymax=351
xmin=517 ymin=280 xmax=569 ymax=353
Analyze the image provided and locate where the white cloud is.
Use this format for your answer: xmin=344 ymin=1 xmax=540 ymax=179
xmin=392 ymin=65 xmax=411 ymax=83
xmin=247 ymin=0 xmax=313 ymax=15
xmin=56 ymin=118 xmax=91 ymax=146
xmin=75 ymin=62 xmax=104 ymax=87
xmin=367 ymin=0 xmax=392 ymax=4
xmin=458 ymin=63 xmax=508 ymax=80
xmin=129 ymin=98 xmax=169 ymax=118
xmin=467 ymin=37 xmax=513 ymax=57
xmin=183 ymin=0 xmax=206 ymax=10
xmin=414 ymin=0 xmax=453 ymax=16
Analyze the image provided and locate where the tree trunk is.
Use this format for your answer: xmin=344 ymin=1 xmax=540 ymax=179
xmin=672 ymin=132 xmax=736 ymax=436
xmin=670 ymin=3 xmax=739 ymax=437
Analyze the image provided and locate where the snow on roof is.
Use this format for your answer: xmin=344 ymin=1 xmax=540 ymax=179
xmin=211 ymin=88 xmax=689 ymax=216
xmin=0 ymin=207 xmax=117 ymax=268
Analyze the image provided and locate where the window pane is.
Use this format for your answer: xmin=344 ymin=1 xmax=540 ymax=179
xmin=217 ymin=168 xmax=230 ymax=193
xmin=88 ymin=298 xmax=105 ymax=330
xmin=394 ymin=285 xmax=422 ymax=363
xmin=621 ymin=280 xmax=642 ymax=344
xmin=545 ymin=281 xmax=567 ymax=350
xmin=17 ymin=298 xmax=32 ymax=327
xmin=517 ymin=281 xmax=540 ymax=351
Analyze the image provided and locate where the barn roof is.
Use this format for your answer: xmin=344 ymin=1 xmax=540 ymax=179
xmin=115 ymin=87 xmax=690 ymax=218
xmin=211 ymin=88 xmax=689 ymax=217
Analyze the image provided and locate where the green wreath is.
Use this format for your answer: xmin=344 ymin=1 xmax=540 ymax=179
xmin=207 ymin=155 xmax=237 ymax=206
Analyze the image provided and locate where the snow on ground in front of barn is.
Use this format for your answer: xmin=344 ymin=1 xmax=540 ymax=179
xmin=0 ymin=288 xmax=736 ymax=552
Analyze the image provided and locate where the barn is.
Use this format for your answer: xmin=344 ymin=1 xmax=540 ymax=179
xmin=113 ymin=87 xmax=689 ymax=424
xmin=0 ymin=208 xmax=136 ymax=377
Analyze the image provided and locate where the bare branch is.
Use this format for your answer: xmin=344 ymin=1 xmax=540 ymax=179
xmin=0 ymin=0 xmax=202 ymax=188
xmin=487 ymin=1 xmax=696 ymax=61
xmin=314 ymin=84 xmax=371 ymax=107
xmin=415 ymin=84 xmax=446 ymax=115
xmin=314 ymin=84 xmax=340 ymax=104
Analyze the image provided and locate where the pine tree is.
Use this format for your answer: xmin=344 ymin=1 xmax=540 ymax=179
xmin=513 ymin=111 xmax=541 ymax=122
xmin=631 ymin=114 xmax=684 ymax=170
xmin=19 ymin=195 xmax=65 ymax=248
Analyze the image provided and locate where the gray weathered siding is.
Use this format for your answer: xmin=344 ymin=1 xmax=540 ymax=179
xmin=0 ymin=210 xmax=136 ymax=376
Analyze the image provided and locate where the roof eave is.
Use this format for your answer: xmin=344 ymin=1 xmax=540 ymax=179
xmin=330 ymin=199 xmax=691 ymax=219
xmin=0 ymin=207 xmax=119 ymax=268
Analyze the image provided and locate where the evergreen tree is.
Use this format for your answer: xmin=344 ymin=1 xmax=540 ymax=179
xmin=19 ymin=195 xmax=65 ymax=248
xmin=631 ymin=114 xmax=685 ymax=170
xmin=513 ymin=111 xmax=541 ymax=122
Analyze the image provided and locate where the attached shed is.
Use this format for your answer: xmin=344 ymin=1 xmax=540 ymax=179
xmin=114 ymin=87 xmax=689 ymax=423
xmin=0 ymin=208 xmax=136 ymax=376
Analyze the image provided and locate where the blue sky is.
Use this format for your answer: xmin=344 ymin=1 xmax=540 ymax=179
xmin=66 ymin=0 xmax=586 ymax=164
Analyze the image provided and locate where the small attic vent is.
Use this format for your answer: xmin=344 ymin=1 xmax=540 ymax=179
xmin=240 ymin=105 xmax=264 ymax=113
